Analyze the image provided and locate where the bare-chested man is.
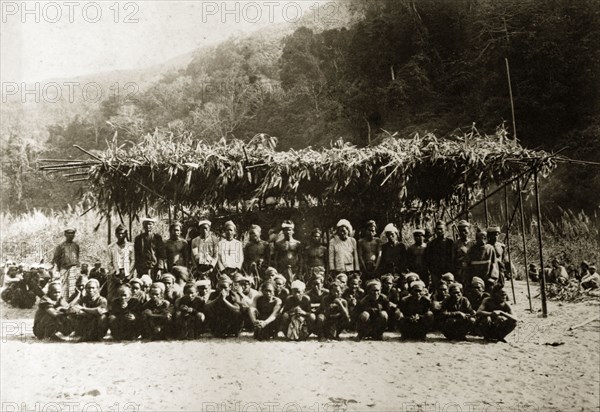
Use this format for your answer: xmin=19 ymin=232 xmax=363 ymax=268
xmin=358 ymin=220 xmax=381 ymax=281
xmin=274 ymin=220 xmax=302 ymax=283
xmin=303 ymin=228 xmax=327 ymax=282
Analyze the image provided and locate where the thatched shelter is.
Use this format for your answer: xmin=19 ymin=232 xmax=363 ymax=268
xmin=79 ymin=127 xmax=555 ymax=229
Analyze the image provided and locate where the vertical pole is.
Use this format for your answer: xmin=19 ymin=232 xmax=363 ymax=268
xmin=168 ymin=204 xmax=172 ymax=225
xmin=505 ymin=58 xmax=518 ymax=140
xmin=518 ymin=178 xmax=533 ymax=311
xmin=504 ymin=186 xmax=516 ymax=303
xmin=464 ymin=185 xmax=469 ymax=221
xmin=483 ymin=187 xmax=490 ymax=228
xmin=107 ymin=212 xmax=112 ymax=245
xmin=534 ymin=169 xmax=548 ymax=317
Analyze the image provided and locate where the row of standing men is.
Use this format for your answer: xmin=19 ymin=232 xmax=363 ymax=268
xmin=51 ymin=217 xmax=509 ymax=304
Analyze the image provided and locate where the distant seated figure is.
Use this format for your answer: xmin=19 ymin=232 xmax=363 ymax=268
xmin=476 ymin=285 xmax=518 ymax=342
xmin=581 ymin=265 xmax=600 ymax=290
xmin=439 ymin=283 xmax=475 ymax=340
xmin=33 ymin=282 xmax=73 ymax=340
xmin=398 ymin=280 xmax=433 ymax=340
xmin=548 ymin=258 xmax=569 ymax=285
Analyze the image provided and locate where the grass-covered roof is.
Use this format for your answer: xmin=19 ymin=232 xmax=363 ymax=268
xmin=85 ymin=128 xmax=556 ymax=221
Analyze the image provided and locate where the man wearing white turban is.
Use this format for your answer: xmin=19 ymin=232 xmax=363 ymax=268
xmin=328 ymin=219 xmax=360 ymax=274
xmin=218 ymin=221 xmax=244 ymax=274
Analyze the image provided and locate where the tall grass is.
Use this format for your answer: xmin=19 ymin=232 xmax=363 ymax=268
xmin=0 ymin=206 xmax=168 ymax=267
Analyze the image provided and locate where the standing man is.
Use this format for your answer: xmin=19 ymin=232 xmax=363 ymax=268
xmin=134 ymin=217 xmax=165 ymax=281
xmin=274 ymin=220 xmax=302 ymax=283
xmin=107 ymin=224 xmax=135 ymax=301
xmin=218 ymin=221 xmax=244 ymax=275
xmin=329 ymin=219 xmax=360 ymax=276
xmin=452 ymin=220 xmax=473 ymax=284
xmin=406 ymin=228 xmax=427 ymax=280
xmin=243 ymin=224 xmax=270 ymax=284
xmin=164 ymin=222 xmax=190 ymax=272
xmin=191 ymin=219 xmax=219 ymax=284
xmin=376 ymin=223 xmax=407 ymax=276
xmin=357 ymin=220 xmax=382 ymax=281
xmin=486 ymin=226 xmax=507 ymax=286
xmin=424 ymin=221 xmax=454 ymax=289
xmin=465 ymin=230 xmax=496 ymax=287
xmin=51 ymin=227 xmax=80 ymax=300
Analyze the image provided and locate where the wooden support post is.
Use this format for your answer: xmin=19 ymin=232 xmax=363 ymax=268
xmin=518 ymin=178 xmax=533 ymax=312
xmin=483 ymin=187 xmax=490 ymax=228
xmin=505 ymin=186 xmax=516 ymax=304
xmin=534 ymin=169 xmax=548 ymax=317
xmin=107 ymin=213 xmax=112 ymax=245
xmin=129 ymin=208 xmax=133 ymax=242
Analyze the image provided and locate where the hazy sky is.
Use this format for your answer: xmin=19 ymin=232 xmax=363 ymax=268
xmin=2 ymin=1 xmax=327 ymax=82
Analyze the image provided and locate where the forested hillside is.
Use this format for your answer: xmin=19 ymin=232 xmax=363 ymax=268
xmin=2 ymin=0 xmax=599 ymax=214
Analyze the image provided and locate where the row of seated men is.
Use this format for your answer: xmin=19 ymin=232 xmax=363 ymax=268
xmin=33 ymin=267 xmax=517 ymax=343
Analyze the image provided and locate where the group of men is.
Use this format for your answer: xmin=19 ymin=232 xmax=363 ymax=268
xmin=35 ymin=217 xmax=518 ymax=342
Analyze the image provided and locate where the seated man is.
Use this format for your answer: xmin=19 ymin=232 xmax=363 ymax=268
xmin=398 ymin=280 xmax=433 ymax=340
xmin=342 ymin=273 xmax=365 ymax=329
xmin=307 ymin=274 xmax=329 ymax=312
xmin=108 ymin=284 xmax=141 ymax=340
xmin=439 ymin=283 xmax=475 ymax=340
xmin=141 ymin=282 xmax=172 ymax=340
xmin=476 ymin=284 xmax=518 ymax=342
xmin=206 ymin=275 xmax=244 ymax=338
xmin=161 ymin=273 xmax=182 ymax=306
xmin=175 ymin=282 xmax=207 ymax=339
xmin=68 ymin=279 xmax=108 ymax=341
xmin=355 ymin=280 xmax=390 ymax=341
xmin=581 ymin=265 xmax=600 ymax=290
xmin=33 ymin=281 xmax=72 ymax=340
xmin=280 ymin=280 xmax=315 ymax=341
xmin=465 ymin=277 xmax=489 ymax=313
xmin=316 ymin=282 xmax=350 ymax=340
xmin=249 ymin=280 xmax=282 ymax=341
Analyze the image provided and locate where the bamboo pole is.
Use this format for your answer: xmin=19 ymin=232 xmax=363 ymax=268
xmin=107 ymin=213 xmax=112 ymax=245
xmin=518 ymin=178 xmax=533 ymax=311
xmin=505 ymin=186 xmax=516 ymax=303
xmin=483 ymin=187 xmax=490 ymax=228
xmin=128 ymin=208 xmax=133 ymax=242
xmin=505 ymin=58 xmax=518 ymax=141
xmin=534 ymin=169 xmax=548 ymax=317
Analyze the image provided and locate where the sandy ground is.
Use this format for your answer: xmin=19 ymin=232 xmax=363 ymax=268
xmin=1 ymin=281 xmax=598 ymax=412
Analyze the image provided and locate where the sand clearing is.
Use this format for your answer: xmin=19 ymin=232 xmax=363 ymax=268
xmin=1 ymin=281 xmax=598 ymax=412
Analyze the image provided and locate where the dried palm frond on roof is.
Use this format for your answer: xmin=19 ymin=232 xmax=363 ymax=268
xmin=84 ymin=127 xmax=556 ymax=219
